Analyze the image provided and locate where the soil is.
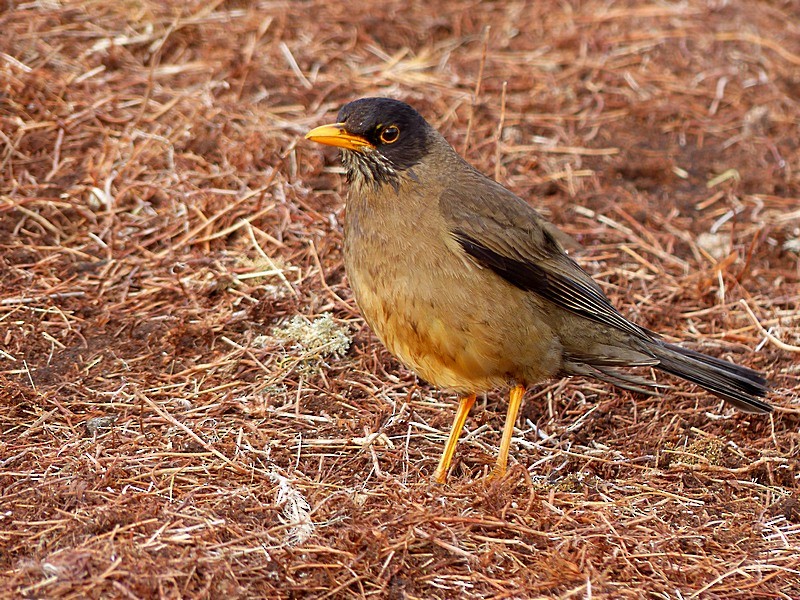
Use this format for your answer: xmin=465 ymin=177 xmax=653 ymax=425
xmin=1 ymin=1 xmax=799 ymax=598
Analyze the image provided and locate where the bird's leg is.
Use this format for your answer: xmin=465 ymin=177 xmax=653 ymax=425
xmin=492 ymin=384 xmax=525 ymax=479
xmin=432 ymin=394 xmax=476 ymax=484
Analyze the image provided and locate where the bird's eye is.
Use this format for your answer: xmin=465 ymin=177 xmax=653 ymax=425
xmin=379 ymin=125 xmax=400 ymax=144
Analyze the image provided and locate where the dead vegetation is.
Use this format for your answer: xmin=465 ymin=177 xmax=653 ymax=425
xmin=1 ymin=1 xmax=799 ymax=598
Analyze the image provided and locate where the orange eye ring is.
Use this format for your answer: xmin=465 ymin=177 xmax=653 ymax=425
xmin=380 ymin=125 xmax=400 ymax=144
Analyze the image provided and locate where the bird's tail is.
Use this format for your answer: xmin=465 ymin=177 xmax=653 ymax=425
xmin=650 ymin=341 xmax=771 ymax=413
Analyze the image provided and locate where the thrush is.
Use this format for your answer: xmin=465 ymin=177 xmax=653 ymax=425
xmin=305 ymin=97 xmax=772 ymax=483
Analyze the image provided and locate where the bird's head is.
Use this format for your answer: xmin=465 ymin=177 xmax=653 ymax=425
xmin=305 ymin=97 xmax=432 ymax=189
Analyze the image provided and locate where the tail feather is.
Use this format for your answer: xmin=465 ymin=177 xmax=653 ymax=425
xmin=565 ymin=361 xmax=667 ymax=396
xmin=651 ymin=342 xmax=771 ymax=413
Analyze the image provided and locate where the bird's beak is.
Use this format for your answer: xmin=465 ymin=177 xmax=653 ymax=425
xmin=305 ymin=123 xmax=374 ymax=152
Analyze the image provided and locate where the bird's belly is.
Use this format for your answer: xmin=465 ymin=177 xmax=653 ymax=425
xmin=359 ymin=287 xmax=504 ymax=391
xmin=346 ymin=252 xmax=562 ymax=394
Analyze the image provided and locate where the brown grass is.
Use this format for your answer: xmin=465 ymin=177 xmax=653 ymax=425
xmin=1 ymin=1 xmax=799 ymax=598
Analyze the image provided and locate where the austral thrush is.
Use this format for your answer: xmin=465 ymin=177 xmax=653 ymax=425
xmin=305 ymin=98 xmax=771 ymax=483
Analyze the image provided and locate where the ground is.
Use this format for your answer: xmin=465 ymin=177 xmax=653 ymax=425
xmin=1 ymin=1 xmax=799 ymax=598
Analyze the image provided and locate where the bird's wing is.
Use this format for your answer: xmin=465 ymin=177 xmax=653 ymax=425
xmin=439 ymin=177 xmax=650 ymax=341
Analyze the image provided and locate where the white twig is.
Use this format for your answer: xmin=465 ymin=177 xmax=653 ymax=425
xmin=740 ymin=299 xmax=800 ymax=353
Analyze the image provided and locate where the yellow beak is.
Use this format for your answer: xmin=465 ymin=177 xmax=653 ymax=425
xmin=305 ymin=123 xmax=374 ymax=152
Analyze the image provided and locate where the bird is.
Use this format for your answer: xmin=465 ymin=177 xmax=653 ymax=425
xmin=305 ymin=97 xmax=772 ymax=483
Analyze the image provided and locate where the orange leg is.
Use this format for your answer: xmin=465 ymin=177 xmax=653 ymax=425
xmin=432 ymin=394 xmax=476 ymax=484
xmin=492 ymin=384 xmax=525 ymax=479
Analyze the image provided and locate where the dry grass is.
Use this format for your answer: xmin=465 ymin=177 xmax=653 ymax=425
xmin=1 ymin=1 xmax=799 ymax=598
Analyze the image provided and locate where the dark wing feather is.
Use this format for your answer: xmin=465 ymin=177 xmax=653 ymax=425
xmin=440 ymin=181 xmax=648 ymax=340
